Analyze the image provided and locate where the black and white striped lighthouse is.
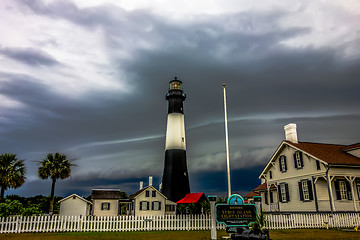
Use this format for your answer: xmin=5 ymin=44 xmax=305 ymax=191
xmin=161 ymin=77 xmax=190 ymax=202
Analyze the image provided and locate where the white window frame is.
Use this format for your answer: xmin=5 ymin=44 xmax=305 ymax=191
xmin=302 ymin=181 xmax=310 ymax=201
xmin=295 ymin=152 xmax=302 ymax=168
xmin=280 ymin=184 xmax=287 ymax=202
xmin=339 ymin=181 xmax=347 ymax=200
xmin=140 ymin=201 xmax=149 ymax=211
xmin=152 ymin=201 xmax=161 ymax=211
xmin=101 ymin=202 xmax=110 ymax=211
xmin=280 ymin=156 xmax=286 ymax=172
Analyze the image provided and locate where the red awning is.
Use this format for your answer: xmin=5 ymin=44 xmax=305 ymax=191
xmin=177 ymin=193 xmax=205 ymax=204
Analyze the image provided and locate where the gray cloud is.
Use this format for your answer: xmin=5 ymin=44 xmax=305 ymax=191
xmin=1 ymin=0 xmax=360 ymax=198
xmin=0 ymin=47 xmax=60 ymax=66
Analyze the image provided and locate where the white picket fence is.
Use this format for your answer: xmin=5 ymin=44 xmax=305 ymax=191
xmin=1 ymin=212 xmax=360 ymax=233
xmin=0 ymin=214 xmax=225 ymax=233
xmin=265 ymin=212 xmax=360 ymax=229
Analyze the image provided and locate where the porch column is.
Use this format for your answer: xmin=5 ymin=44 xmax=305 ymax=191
xmin=345 ymin=176 xmax=357 ymax=212
xmin=326 ymin=167 xmax=335 ymax=213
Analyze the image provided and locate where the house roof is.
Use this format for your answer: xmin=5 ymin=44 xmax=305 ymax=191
xmin=129 ymin=185 xmax=167 ymax=200
xmin=177 ymin=193 xmax=206 ymax=204
xmin=58 ymin=193 xmax=92 ymax=205
xmin=244 ymin=191 xmax=260 ymax=198
xmin=253 ymin=182 xmax=276 ymax=192
xmin=342 ymin=143 xmax=360 ymax=151
xmin=260 ymin=140 xmax=360 ymax=178
xmin=286 ymin=141 xmax=360 ymax=166
xmin=92 ymin=189 xmax=122 ymax=199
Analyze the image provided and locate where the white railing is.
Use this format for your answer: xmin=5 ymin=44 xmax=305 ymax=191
xmin=265 ymin=212 xmax=360 ymax=229
xmin=0 ymin=214 xmax=225 ymax=233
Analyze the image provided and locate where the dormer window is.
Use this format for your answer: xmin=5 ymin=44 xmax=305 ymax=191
xmin=294 ymin=151 xmax=304 ymax=169
xmin=279 ymin=155 xmax=287 ymax=172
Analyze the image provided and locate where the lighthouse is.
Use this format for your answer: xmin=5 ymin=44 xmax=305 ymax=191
xmin=161 ymin=77 xmax=190 ymax=202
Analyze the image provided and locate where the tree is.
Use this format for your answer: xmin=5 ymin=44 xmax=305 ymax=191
xmin=0 ymin=154 xmax=26 ymax=201
xmin=38 ymin=153 xmax=74 ymax=215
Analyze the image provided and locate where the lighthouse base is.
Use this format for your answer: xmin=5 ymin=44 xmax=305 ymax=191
xmin=161 ymin=149 xmax=190 ymax=202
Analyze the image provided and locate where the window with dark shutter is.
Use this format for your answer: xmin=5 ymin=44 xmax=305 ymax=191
xmin=269 ymin=171 xmax=272 ymax=179
xmin=270 ymin=191 xmax=274 ymax=204
xmin=334 ymin=181 xmax=341 ymax=200
xmin=294 ymin=151 xmax=304 ymax=169
xmin=299 ymin=180 xmax=314 ymax=202
xmin=101 ymin=202 xmax=110 ymax=210
xmin=279 ymin=155 xmax=287 ymax=172
xmin=298 ymin=182 xmax=304 ymax=201
xmin=145 ymin=191 xmax=150 ymax=197
xmin=278 ymin=183 xmax=290 ymax=203
xmin=285 ymin=183 xmax=290 ymax=202
xmin=308 ymin=180 xmax=314 ymax=201
xmin=264 ymin=191 xmax=268 ymax=205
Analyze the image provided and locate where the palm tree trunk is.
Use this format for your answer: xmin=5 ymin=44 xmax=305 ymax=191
xmin=49 ymin=178 xmax=56 ymax=215
xmin=0 ymin=186 xmax=5 ymax=202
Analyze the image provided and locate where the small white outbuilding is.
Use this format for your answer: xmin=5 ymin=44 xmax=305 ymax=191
xmin=59 ymin=194 xmax=92 ymax=217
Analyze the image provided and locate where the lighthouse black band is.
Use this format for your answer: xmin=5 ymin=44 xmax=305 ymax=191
xmin=161 ymin=149 xmax=190 ymax=202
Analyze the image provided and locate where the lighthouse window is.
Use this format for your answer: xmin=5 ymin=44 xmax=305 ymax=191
xmin=182 ymin=137 xmax=184 ymax=142
xmin=170 ymin=81 xmax=182 ymax=90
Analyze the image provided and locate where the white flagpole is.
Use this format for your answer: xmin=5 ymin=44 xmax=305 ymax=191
xmin=223 ymin=83 xmax=231 ymax=198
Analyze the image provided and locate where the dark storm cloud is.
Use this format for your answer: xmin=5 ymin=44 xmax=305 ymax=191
xmin=2 ymin=0 xmax=360 ymax=198
xmin=0 ymin=47 xmax=60 ymax=66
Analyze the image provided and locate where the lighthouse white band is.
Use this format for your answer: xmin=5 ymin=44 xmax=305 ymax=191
xmin=165 ymin=113 xmax=186 ymax=150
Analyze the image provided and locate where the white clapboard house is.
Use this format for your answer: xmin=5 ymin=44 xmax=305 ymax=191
xmin=257 ymin=123 xmax=360 ymax=213
xmin=91 ymin=189 xmax=123 ymax=216
xmin=59 ymin=193 xmax=92 ymax=216
xmin=128 ymin=177 xmax=177 ymax=216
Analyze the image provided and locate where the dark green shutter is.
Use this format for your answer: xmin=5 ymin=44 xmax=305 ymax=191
xmin=299 ymin=152 xmax=304 ymax=168
xmin=298 ymin=182 xmax=304 ymax=201
xmin=284 ymin=157 xmax=287 ymax=171
xmin=285 ymin=184 xmax=290 ymax=202
xmin=264 ymin=191 xmax=268 ymax=205
xmin=308 ymin=180 xmax=314 ymax=201
xmin=334 ymin=181 xmax=341 ymax=200
xmin=278 ymin=185 xmax=282 ymax=203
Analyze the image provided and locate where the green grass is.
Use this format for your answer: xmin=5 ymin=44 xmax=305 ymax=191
xmin=0 ymin=229 xmax=359 ymax=240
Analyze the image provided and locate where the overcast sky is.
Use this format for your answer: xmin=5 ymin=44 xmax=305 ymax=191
xmin=1 ymin=0 xmax=360 ymax=199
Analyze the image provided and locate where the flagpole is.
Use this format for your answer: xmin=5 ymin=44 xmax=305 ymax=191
xmin=223 ymin=83 xmax=231 ymax=198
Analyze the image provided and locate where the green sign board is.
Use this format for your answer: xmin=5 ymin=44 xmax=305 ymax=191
xmin=215 ymin=194 xmax=257 ymax=227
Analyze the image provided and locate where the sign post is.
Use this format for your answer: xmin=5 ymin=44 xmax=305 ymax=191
xmin=208 ymin=195 xmax=217 ymax=240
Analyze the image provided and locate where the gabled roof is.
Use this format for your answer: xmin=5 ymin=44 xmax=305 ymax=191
xmin=286 ymin=141 xmax=360 ymax=166
xmin=92 ymin=189 xmax=122 ymax=199
xmin=253 ymin=183 xmax=276 ymax=192
xmin=244 ymin=191 xmax=260 ymax=198
xmin=260 ymin=140 xmax=360 ymax=178
xmin=177 ymin=193 xmax=206 ymax=204
xmin=129 ymin=185 xmax=167 ymax=200
xmin=58 ymin=193 xmax=92 ymax=205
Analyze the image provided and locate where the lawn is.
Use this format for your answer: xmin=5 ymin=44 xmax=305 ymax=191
xmin=0 ymin=229 xmax=359 ymax=240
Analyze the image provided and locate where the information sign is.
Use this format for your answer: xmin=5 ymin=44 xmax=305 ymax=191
xmin=215 ymin=194 xmax=257 ymax=227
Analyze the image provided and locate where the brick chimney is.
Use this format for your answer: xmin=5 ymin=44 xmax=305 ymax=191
xmin=284 ymin=123 xmax=298 ymax=143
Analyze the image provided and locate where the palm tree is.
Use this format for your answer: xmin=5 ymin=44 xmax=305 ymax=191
xmin=0 ymin=153 xmax=26 ymax=201
xmin=38 ymin=153 xmax=74 ymax=215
